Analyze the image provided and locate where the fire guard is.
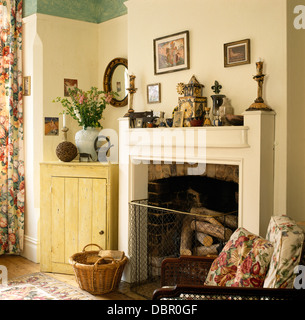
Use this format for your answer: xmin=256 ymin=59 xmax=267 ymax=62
xmin=128 ymin=199 xmax=238 ymax=299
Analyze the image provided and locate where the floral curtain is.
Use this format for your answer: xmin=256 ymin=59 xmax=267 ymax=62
xmin=0 ymin=0 xmax=24 ymax=254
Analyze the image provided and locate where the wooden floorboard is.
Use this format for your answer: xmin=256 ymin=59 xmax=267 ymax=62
xmin=0 ymin=255 xmax=146 ymax=300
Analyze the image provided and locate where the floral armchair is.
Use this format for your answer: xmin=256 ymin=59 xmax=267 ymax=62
xmin=152 ymin=215 xmax=305 ymax=300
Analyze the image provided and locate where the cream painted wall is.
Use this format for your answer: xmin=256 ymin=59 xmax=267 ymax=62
xmin=22 ymin=14 xmax=99 ymax=262
xmin=287 ymin=0 xmax=305 ymax=223
xmin=125 ymin=0 xmax=288 ymax=217
xmin=98 ymin=14 xmax=128 ymax=133
xmin=38 ymin=14 xmax=99 ymax=161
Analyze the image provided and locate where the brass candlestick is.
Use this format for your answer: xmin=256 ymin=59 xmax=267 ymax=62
xmin=247 ymin=61 xmax=272 ymax=111
xmin=124 ymin=74 xmax=138 ymax=117
xmin=62 ymin=126 xmax=69 ymax=141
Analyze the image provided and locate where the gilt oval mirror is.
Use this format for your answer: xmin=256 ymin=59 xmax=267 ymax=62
xmin=103 ymin=58 xmax=128 ymax=107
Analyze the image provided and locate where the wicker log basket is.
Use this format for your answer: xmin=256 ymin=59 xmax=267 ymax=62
xmin=69 ymin=244 xmax=128 ymax=295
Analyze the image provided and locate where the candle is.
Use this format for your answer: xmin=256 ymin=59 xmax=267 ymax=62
xmin=256 ymin=61 xmax=263 ymax=75
xmin=63 ymin=112 xmax=66 ymax=128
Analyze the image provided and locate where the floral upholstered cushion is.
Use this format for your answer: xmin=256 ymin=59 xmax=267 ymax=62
xmin=263 ymin=215 xmax=304 ymax=288
xmin=204 ymin=227 xmax=274 ymax=287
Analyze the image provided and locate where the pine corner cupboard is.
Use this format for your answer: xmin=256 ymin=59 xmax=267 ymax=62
xmin=40 ymin=162 xmax=118 ymax=274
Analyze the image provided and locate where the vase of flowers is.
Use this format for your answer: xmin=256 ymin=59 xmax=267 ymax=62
xmin=54 ymin=86 xmax=113 ymax=161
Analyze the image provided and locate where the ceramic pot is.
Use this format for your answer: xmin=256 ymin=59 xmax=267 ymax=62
xmin=75 ymin=127 xmax=100 ymax=161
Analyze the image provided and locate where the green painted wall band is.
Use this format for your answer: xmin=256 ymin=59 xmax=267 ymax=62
xmin=23 ymin=0 xmax=127 ymax=23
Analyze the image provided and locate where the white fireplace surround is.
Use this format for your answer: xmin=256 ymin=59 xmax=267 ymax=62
xmin=118 ymin=110 xmax=275 ymax=280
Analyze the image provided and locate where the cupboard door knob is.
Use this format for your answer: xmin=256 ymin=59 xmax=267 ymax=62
xmin=99 ymin=230 xmax=104 ymax=235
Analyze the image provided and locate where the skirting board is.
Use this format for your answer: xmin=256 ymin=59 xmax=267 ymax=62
xmin=21 ymin=235 xmax=40 ymax=263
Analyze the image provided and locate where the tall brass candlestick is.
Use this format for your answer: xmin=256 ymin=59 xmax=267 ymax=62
xmin=124 ymin=74 xmax=137 ymax=117
xmin=246 ymin=60 xmax=272 ymax=111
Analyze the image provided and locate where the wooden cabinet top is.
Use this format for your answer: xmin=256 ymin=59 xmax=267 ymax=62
xmin=40 ymin=161 xmax=118 ymax=166
xmin=40 ymin=161 xmax=118 ymax=179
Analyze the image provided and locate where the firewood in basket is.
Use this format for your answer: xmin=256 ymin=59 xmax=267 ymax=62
xmin=196 ymin=232 xmax=213 ymax=247
xmin=190 ymin=220 xmax=232 ymax=241
xmin=194 ymin=244 xmax=220 ymax=256
xmin=180 ymin=216 xmax=193 ymax=255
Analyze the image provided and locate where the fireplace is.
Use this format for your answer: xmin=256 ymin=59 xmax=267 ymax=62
xmin=119 ymin=110 xmax=276 ymax=288
xmin=128 ymin=162 xmax=239 ymax=296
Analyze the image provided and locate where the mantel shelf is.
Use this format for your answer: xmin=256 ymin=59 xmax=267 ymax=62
xmin=127 ymin=125 xmax=250 ymax=149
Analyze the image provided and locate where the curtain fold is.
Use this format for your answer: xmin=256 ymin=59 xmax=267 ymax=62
xmin=0 ymin=0 xmax=24 ymax=254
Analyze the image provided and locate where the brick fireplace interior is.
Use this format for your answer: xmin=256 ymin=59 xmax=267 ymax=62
xmin=129 ymin=162 xmax=239 ymax=297
xmin=148 ymin=162 xmax=239 ymax=213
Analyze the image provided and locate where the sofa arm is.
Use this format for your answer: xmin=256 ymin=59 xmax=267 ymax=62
xmin=152 ymin=284 xmax=305 ymax=300
xmin=161 ymin=255 xmax=215 ymax=287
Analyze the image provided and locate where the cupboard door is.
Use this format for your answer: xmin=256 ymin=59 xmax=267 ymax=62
xmin=50 ymin=176 xmax=107 ymax=273
xmin=78 ymin=178 xmax=107 ymax=250
xmin=78 ymin=178 xmax=93 ymax=251
xmin=64 ymin=178 xmax=79 ymax=263
xmin=51 ymin=177 xmax=65 ymax=265
xmin=91 ymin=178 xmax=107 ymax=249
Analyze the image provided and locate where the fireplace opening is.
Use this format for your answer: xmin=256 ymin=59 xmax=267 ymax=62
xmin=148 ymin=175 xmax=238 ymax=213
xmin=129 ymin=163 xmax=239 ymax=298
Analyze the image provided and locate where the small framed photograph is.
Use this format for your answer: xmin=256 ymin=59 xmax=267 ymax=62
xmin=173 ymin=111 xmax=184 ymax=127
xmin=135 ymin=118 xmax=143 ymax=128
xmin=45 ymin=117 xmax=59 ymax=136
xmin=147 ymin=83 xmax=161 ymax=104
xmin=154 ymin=30 xmax=190 ymax=75
xmin=23 ymin=76 xmax=31 ymax=96
xmin=64 ymin=78 xmax=78 ymax=96
xmin=224 ymin=39 xmax=250 ymax=67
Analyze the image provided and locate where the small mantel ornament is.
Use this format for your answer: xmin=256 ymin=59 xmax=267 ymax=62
xmin=247 ymin=59 xmax=273 ymax=111
xmin=176 ymin=75 xmax=207 ymax=127
xmin=211 ymin=80 xmax=226 ymax=117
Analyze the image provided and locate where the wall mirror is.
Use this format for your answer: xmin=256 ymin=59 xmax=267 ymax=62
xmin=103 ymin=57 xmax=128 ymax=107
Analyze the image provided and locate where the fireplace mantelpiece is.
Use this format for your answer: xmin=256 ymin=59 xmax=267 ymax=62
xmin=119 ymin=111 xmax=275 ymax=281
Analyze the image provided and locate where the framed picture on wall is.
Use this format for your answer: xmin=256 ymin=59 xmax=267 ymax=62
xmin=147 ymin=83 xmax=161 ymax=104
xmin=44 ymin=117 xmax=59 ymax=136
xmin=64 ymin=78 xmax=78 ymax=96
xmin=23 ymin=76 xmax=31 ymax=96
xmin=224 ymin=39 xmax=250 ymax=67
xmin=153 ymin=30 xmax=190 ymax=75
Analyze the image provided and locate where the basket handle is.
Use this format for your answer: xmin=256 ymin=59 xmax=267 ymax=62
xmin=93 ymin=256 xmax=124 ymax=292
xmin=93 ymin=256 xmax=116 ymax=270
xmin=82 ymin=243 xmax=103 ymax=252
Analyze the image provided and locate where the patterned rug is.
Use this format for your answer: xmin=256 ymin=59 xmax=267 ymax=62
xmin=0 ymin=272 xmax=97 ymax=300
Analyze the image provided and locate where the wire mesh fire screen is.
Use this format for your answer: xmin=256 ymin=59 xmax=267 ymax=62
xmin=128 ymin=199 xmax=238 ymax=299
